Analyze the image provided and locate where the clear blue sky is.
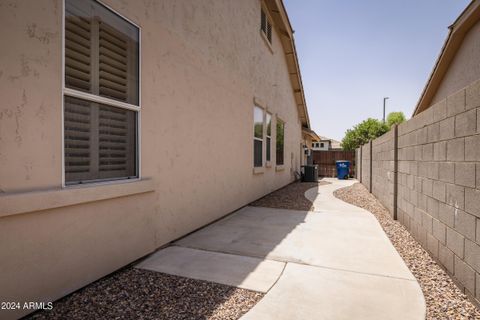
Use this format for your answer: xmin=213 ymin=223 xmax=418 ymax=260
xmin=284 ymin=0 xmax=471 ymax=141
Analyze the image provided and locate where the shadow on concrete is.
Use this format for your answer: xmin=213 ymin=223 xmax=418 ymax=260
xmin=175 ymin=205 xmax=310 ymax=263
xmin=25 ymin=183 xmax=316 ymax=320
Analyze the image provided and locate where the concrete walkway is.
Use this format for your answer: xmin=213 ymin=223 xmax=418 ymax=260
xmin=137 ymin=178 xmax=426 ymax=319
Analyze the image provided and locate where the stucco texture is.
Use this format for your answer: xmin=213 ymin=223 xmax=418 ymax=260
xmin=0 ymin=0 xmax=305 ymax=318
xmin=432 ymin=20 xmax=480 ymax=104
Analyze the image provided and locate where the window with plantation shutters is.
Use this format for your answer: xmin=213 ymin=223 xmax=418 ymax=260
xmin=64 ymin=0 xmax=139 ymax=185
xmin=65 ymin=9 xmax=92 ymax=93
xmin=261 ymin=9 xmax=267 ymax=34
xmin=260 ymin=8 xmax=272 ymax=44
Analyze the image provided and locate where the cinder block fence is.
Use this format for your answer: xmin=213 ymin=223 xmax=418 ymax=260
xmin=357 ymin=80 xmax=480 ymax=306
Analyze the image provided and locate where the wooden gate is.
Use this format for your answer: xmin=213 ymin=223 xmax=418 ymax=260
xmin=312 ymin=150 xmax=356 ymax=177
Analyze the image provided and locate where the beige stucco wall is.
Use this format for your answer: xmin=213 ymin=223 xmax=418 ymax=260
xmin=0 ymin=0 xmax=304 ymax=318
xmin=431 ymin=20 xmax=480 ymax=104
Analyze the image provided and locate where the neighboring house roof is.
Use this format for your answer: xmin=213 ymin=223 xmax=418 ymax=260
xmin=413 ymin=0 xmax=480 ymax=116
xmin=330 ymin=140 xmax=342 ymax=150
xmin=265 ymin=0 xmax=311 ymax=129
xmin=317 ymin=135 xmax=342 ymax=149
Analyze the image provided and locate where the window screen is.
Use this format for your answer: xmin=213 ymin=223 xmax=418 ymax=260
xmin=266 ymin=20 xmax=272 ymax=43
xmin=260 ymin=8 xmax=272 ymax=44
xmin=64 ymin=96 xmax=137 ymax=183
xmin=266 ymin=113 xmax=272 ymax=162
xmin=261 ymin=9 xmax=267 ymax=34
xmin=65 ymin=0 xmax=139 ymax=104
xmin=276 ymin=119 xmax=284 ymax=165
xmin=254 ymin=106 xmax=264 ymax=167
xmin=65 ymin=0 xmax=139 ymax=184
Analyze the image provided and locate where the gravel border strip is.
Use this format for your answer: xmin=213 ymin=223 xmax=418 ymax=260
xmin=26 ymin=268 xmax=263 ymax=320
xmin=334 ymin=183 xmax=480 ymax=320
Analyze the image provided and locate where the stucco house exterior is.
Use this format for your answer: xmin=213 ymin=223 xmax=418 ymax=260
xmin=0 ymin=0 xmax=312 ymax=318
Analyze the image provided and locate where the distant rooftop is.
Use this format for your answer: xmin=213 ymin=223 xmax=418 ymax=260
xmin=318 ymin=135 xmax=342 ymax=149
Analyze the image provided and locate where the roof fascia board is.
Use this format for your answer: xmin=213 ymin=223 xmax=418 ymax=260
xmin=264 ymin=0 xmax=311 ymax=129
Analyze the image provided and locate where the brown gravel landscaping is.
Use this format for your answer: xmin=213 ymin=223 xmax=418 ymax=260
xmin=334 ymin=182 xmax=480 ymax=320
xmin=251 ymin=180 xmax=330 ymax=211
xmin=27 ymin=268 xmax=263 ymax=320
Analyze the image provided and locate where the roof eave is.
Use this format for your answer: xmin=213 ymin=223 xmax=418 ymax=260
xmin=302 ymin=127 xmax=320 ymax=141
xmin=265 ymin=0 xmax=311 ymax=129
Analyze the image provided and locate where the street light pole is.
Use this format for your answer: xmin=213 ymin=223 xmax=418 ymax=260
xmin=383 ymin=97 xmax=389 ymax=123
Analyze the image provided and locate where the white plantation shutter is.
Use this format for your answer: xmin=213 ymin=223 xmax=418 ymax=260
xmin=99 ymin=22 xmax=129 ymax=103
xmin=261 ymin=9 xmax=267 ymax=34
xmin=260 ymin=8 xmax=272 ymax=44
xmin=65 ymin=4 xmax=92 ymax=93
xmin=98 ymin=104 xmax=136 ymax=179
xmin=64 ymin=96 xmax=92 ymax=181
xmin=64 ymin=97 xmax=137 ymax=183
xmin=266 ymin=20 xmax=272 ymax=43
xmin=64 ymin=0 xmax=139 ymax=184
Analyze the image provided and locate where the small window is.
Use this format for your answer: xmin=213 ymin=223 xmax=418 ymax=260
xmin=320 ymin=142 xmax=324 ymax=148
xmin=64 ymin=0 xmax=139 ymax=184
xmin=260 ymin=8 xmax=272 ymax=44
xmin=276 ymin=119 xmax=284 ymax=165
xmin=254 ymin=106 xmax=264 ymax=167
xmin=266 ymin=113 xmax=272 ymax=162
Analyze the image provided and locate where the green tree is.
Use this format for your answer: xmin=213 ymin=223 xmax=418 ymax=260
xmin=341 ymin=118 xmax=389 ymax=151
xmin=386 ymin=111 xmax=406 ymax=128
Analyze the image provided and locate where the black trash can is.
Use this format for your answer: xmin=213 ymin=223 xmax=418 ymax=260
xmin=301 ymin=165 xmax=318 ymax=182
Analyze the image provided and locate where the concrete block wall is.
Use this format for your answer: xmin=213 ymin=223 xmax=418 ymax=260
xmin=357 ymin=79 xmax=480 ymax=306
xmin=371 ymin=129 xmax=396 ymax=217
xmin=355 ymin=148 xmax=361 ymax=180
xmin=361 ymin=141 xmax=371 ymax=191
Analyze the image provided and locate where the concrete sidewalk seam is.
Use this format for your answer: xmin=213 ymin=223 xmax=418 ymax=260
xmin=286 ymin=261 xmax=418 ymax=282
xmin=266 ymin=262 xmax=287 ymax=293
xmin=174 ymin=244 xmax=417 ymax=282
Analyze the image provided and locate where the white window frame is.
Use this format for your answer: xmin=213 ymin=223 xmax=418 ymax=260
xmin=253 ymin=105 xmax=265 ymax=168
xmin=265 ymin=112 xmax=272 ymax=165
xmin=61 ymin=0 xmax=142 ymax=187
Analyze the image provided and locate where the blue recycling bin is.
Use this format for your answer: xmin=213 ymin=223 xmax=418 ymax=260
xmin=336 ymin=160 xmax=350 ymax=180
